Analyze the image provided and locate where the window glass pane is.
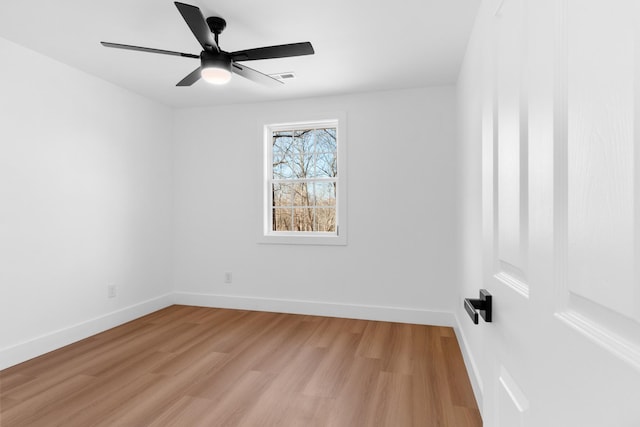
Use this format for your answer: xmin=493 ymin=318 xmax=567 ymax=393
xmin=312 ymin=151 xmax=337 ymax=178
xmin=306 ymin=182 xmax=317 ymax=205
xmin=278 ymin=147 xmax=307 ymax=179
xmin=294 ymin=208 xmax=315 ymax=231
xmin=272 ymin=183 xmax=294 ymax=207
xmin=315 ymin=208 xmax=336 ymax=232
xmin=316 ymin=128 xmax=337 ymax=151
xmin=273 ymin=152 xmax=295 ymax=179
xmin=292 ymin=183 xmax=312 ymax=207
xmin=273 ymin=132 xmax=293 ymax=152
xmin=273 ymin=208 xmax=292 ymax=231
xmin=296 ymin=151 xmax=314 ymax=179
xmin=288 ymin=135 xmax=313 ymax=178
xmin=295 ymin=129 xmax=315 ymax=152
xmin=314 ymin=182 xmax=336 ymax=206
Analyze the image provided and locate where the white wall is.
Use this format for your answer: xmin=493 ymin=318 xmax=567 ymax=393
xmin=172 ymin=87 xmax=459 ymax=322
xmin=0 ymin=37 xmax=174 ymax=368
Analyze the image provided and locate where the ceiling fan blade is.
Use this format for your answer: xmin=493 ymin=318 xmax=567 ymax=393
xmin=174 ymin=2 xmax=219 ymax=52
xmin=101 ymin=42 xmax=200 ymax=58
xmin=232 ymin=63 xmax=283 ymax=86
xmin=231 ymin=42 xmax=314 ymax=62
xmin=176 ymin=67 xmax=202 ymax=86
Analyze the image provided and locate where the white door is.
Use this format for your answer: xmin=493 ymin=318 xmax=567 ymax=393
xmin=480 ymin=0 xmax=640 ymax=425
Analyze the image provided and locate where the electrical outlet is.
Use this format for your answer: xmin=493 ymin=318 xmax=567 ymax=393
xmin=107 ymin=284 xmax=117 ymax=298
xmin=224 ymin=272 xmax=232 ymax=284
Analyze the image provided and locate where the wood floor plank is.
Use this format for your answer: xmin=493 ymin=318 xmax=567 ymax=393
xmin=0 ymin=395 xmax=21 ymax=414
xmin=366 ymin=371 xmax=414 ymax=427
xmin=0 ymin=372 xmax=36 ymax=395
xmin=91 ymin=350 xmax=231 ymax=427
xmin=151 ymin=344 xmax=227 ymax=377
xmin=147 ymin=395 xmax=213 ymax=427
xmin=248 ymin=316 xmax=317 ymax=374
xmin=355 ymin=320 xmax=392 ymax=359
xmin=0 ymin=305 xmax=482 ymax=426
xmin=441 ymin=335 xmax=481 ymax=410
xmin=239 ymin=344 xmax=328 ymax=427
xmin=303 ymin=331 xmax=360 ymax=398
xmin=409 ymin=326 xmax=445 ymax=426
xmin=382 ymin=322 xmax=414 ymax=374
xmin=326 ymin=356 xmax=382 ymax=426
xmin=187 ymin=369 xmax=275 ymax=426
xmin=2 ymin=374 xmax=97 ymax=426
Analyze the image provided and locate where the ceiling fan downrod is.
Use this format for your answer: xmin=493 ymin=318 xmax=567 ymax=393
xmin=206 ymin=16 xmax=227 ymax=46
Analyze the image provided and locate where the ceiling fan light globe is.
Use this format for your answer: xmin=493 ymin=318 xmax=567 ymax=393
xmin=201 ymin=67 xmax=232 ymax=85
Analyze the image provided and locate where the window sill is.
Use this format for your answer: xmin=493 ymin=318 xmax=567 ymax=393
xmin=258 ymin=233 xmax=347 ymax=246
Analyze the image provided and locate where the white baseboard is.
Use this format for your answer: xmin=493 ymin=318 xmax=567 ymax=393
xmin=0 ymin=293 xmax=174 ymax=370
xmin=452 ymin=312 xmax=484 ymax=415
xmin=173 ymin=292 xmax=456 ymax=327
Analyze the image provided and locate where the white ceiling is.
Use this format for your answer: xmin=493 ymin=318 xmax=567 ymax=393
xmin=0 ymin=0 xmax=480 ymax=108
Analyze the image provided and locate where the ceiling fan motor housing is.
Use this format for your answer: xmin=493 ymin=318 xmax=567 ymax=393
xmin=201 ymin=50 xmax=231 ymax=72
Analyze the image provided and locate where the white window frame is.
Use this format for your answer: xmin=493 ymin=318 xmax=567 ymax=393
xmin=260 ymin=113 xmax=347 ymax=245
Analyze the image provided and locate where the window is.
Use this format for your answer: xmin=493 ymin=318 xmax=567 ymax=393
xmin=262 ymin=115 xmax=346 ymax=245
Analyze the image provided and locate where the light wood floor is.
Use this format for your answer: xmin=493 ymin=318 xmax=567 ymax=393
xmin=0 ymin=305 xmax=482 ymax=426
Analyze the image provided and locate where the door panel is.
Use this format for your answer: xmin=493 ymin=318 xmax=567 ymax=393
xmin=556 ymin=0 xmax=640 ymax=373
xmin=497 ymin=366 xmax=529 ymax=427
xmin=566 ymin=0 xmax=637 ymax=319
xmin=496 ymin=0 xmax=528 ymax=286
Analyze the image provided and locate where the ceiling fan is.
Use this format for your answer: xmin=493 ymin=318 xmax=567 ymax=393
xmin=101 ymin=2 xmax=314 ymax=87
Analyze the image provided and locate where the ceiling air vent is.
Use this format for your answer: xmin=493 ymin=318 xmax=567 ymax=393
xmin=269 ymin=72 xmax=297 ymax=81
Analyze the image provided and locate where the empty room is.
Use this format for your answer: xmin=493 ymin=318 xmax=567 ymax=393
xmin=1 ymin=0 xmax=639 ymax=425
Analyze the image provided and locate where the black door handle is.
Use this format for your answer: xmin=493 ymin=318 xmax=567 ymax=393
xmin=464 ymin=289 xmax=492 ymax=324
